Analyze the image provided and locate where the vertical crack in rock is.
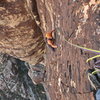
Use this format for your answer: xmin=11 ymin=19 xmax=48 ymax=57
xmin=25 ymin=0 xmax=41 ymax=26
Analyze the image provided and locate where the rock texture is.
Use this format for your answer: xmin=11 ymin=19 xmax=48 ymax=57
xmin=0 ymin=0 xmax=100 ymax=100
xmin=0 ymin=0 xmax=45 ymax=65
xmin=0 ymin=54 xmax=48 ymax=100
xmin=36 ymin=0 xmax=100 ymax=100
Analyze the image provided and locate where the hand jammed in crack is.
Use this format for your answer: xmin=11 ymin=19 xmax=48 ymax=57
xmin=45 ymin=30 xmax=57 ymax=49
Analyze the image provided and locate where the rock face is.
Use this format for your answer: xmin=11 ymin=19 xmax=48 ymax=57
xmin=0 ymin=0 xmax=100 ymax=100
xmin=0 ymin=54 xmax=48 ymax=100
xmin=0 ymin=0 xmax=45 ymax=65
xmin=36 ymin=0 xmax=100 ymax=100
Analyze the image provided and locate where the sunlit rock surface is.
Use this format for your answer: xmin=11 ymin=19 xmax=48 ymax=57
xmin=36 ymin=0 xmax=100 ymax=100
xmin=0 ymin=0 xmax=100 ymax=100
xmin=0 ymin=0 xmax=45 ymax=65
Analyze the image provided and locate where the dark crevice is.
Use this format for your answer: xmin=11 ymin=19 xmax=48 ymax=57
xmin=80 ymin=49 xmax=83 ymax=55
xmin=31 ymin=0 xmax=41 ymax=24
xmin=69 ymin=64 xmax=72 ymax=79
